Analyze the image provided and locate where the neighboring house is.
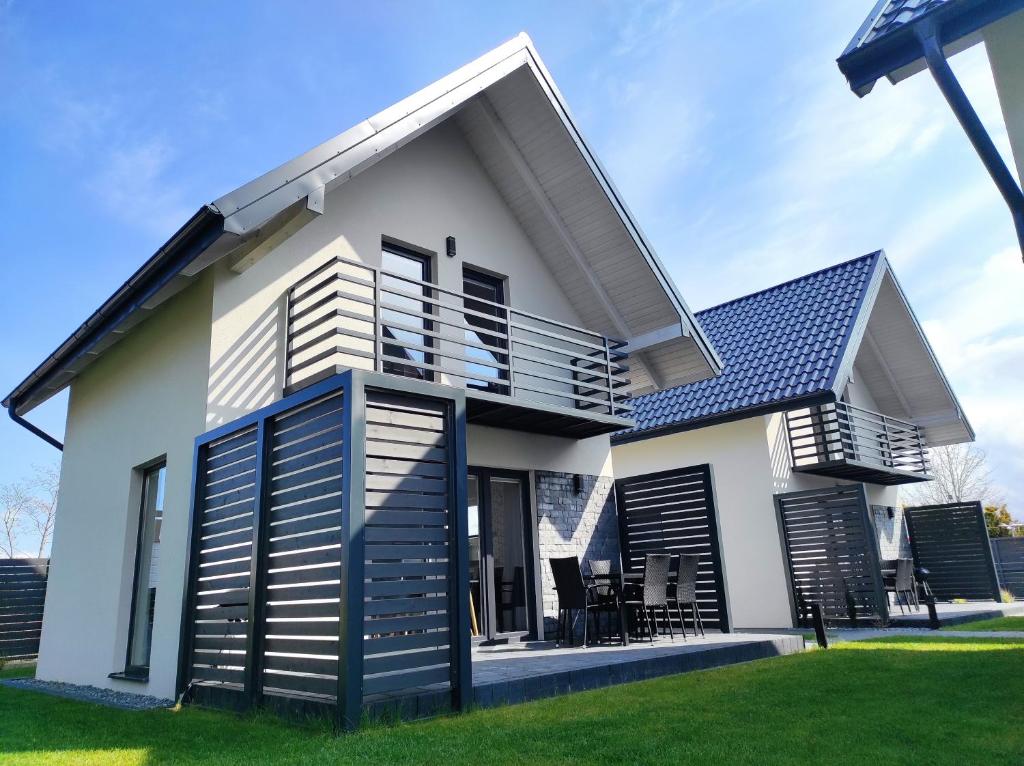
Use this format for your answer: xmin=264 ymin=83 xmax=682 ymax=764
xmin=611 ymin=252 xmax=973 ymax=630
xmin=2 ymin=34 xmax=720 ymax=711
xmin=838 ymin=0 xmax=1024 ymax=257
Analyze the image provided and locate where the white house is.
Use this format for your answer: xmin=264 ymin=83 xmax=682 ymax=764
xmin=611 ymin=252 xmax=974 ymax=630
xmin=2 ymin=34 xmax=720 ymax=718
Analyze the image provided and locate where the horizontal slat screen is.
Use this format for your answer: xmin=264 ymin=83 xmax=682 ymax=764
xmin=261 ymin=392 xmax=345 ymax=703
xmin=775 ymin=485 xmax=886 ymax=625
xmin=992 ymin=538 xmax=1024 ymax=599
xmin=187 ymin=426 xmax=259 ymax=694
xmin=362 ymin=390 xmax=453 ymax=703
xmin=615 ymin=465 xmax=729 ymax=631
xmin=905 ymin=502 xmax=1001 ymax=601
xmin=0 ymin=558 xmax=48 ymax=660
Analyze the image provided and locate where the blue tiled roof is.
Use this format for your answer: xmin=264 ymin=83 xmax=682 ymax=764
xmin=617 ymin=252 xmax=882 ymax=440
xmin=855 ymin=0 xmax=950 ymax=49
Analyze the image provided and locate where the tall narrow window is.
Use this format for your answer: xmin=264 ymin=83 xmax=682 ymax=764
xmin=380 ymin=244 xmax=433 ymax=380
xmin=463 ymin=267 xmax=509 ymax=394
xmin=127 ymin=462 xmax=166 ymax=674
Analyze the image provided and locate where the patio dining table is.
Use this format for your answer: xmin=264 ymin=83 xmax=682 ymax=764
xmin=587 ymin=572 xmax=644 ymax=646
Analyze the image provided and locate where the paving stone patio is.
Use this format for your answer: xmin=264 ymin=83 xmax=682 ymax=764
xmin=470 ymin=632 xmax=804 ymax=709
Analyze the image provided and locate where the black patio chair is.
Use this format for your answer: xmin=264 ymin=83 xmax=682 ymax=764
xmin=549 ymin=556 xmax=605 ymax=647
xmin=622 ymin=553 xmax=673 ymax=643
xmin=587 ymin=559 xmax=620 ymax=643
xmin=667 ymin=553 xmax=704 ymax=639
xmin=887 ymin=558 xmax=917 ymax=614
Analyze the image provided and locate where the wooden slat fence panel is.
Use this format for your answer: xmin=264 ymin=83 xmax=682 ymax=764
xmin=362 ymin=390 xmax=454 ymax=705
xmin=615 ymin=465 xmax=730 ymax=632
xmin=260 ymin=392 xmax=345 ymax=705
xmin=184 ymin=425 xmax=260 ymax=699
xmin=775 ymin=484 xmax=888 ymax=626
xmin=180 ymin=371 xmax=469 ymax=727
xmin=905 ymin=502 xmax=1001 ymax=601
xmin=992 ymin=538 xmax=1024 ymax=599
xmin=0 ymin=558 xmax=49 ymax=660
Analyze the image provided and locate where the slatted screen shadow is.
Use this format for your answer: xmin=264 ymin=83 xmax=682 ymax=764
xmin=775 ymin=484 xmax=889 ymax=626
xmin=615 ymin=465 xmax=730 ymax=632
xmin=179 ymin=371 xmax=468 ymax=727
xmin=0 ymin=558 xmax=49 ymax=660
xmin=904 ymin=502 xmax=1001 ymax=602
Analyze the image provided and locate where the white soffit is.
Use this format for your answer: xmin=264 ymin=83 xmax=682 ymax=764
xmin=855 ymin=268 xmax=973 ymax=446
xmin=210 ymin=33 xmax=720 ymax=389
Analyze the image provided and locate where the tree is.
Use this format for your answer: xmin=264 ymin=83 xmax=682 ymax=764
xmin=905 ymin=444 xmax=992 ymax=506
xmin=0 ymin=482 xmax=32 ymax=558
xmin=27 ymin=465 xmax=59 ymax=558
xmin=984 ymin=504 xmax=1015 ymax=538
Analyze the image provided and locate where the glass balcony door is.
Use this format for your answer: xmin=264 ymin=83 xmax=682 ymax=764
xmin=467 ymin=468 xmax=536 ymax=642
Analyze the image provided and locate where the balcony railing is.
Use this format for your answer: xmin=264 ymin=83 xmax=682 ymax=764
xmin=284 ymin=257 xmax=631 ymax=420
xmin=786 ymin=401 xmax=930 ymax=484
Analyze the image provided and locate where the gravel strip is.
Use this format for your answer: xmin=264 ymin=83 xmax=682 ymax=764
xmin=1 ymin=678 xmax=174 ymax=710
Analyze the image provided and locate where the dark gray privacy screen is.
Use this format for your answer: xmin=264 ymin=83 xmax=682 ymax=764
xmin=0 ymin=558 xmax=48 ymax=660
xmin=905 ymin=502 xmax=1001 ymax=601
xmin=775 ymin=484 xmax=888 ymax=625
xmin=615 ymin=465 xmax=730 ymax=631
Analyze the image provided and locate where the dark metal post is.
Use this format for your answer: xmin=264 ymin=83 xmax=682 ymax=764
xmin=447 ymin=391 xmax=472 ymax=710
xmin=810 ymin=603 xmax=829 ymax=649
xmin=926 ymin=597 xmax=940 ymax=630
xmin=337 ymin=373 xmax=365 ymax=730
xmin=175 ymin=440 xmax=207 ymax=699
xmin=702 ymin=464 xmax=732 ymax=633
xmin=243 ymin=419 xmax=272 ymax=707
xmin=373 ymin=265 xmax=382 ymax=373
xmin=603 ymin=337 xmax=615 ymax=416
xmin=857 ymin=483 xmax=890 ymax=626
xmin=773 ymin=494 xmax=801 ymax=629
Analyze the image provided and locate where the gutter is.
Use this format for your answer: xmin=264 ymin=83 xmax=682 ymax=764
xmin=4 ymin=205 xmax=226 ymax=449
xmin=915 ymin=21 xmax=1024 ymax=259
xmin=7 ymin=405 xmax=63 ymax=451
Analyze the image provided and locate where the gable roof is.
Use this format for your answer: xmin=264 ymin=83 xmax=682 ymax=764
xmin=614 ymin=252 xmax=973 ymax=446
xmin=838 ymin=0 xmax=1024 ymax=96
xmin=4 ymin=33 xmax=720 ymax=417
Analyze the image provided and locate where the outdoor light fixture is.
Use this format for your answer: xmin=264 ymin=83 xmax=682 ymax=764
xmin=446 ymin=236 xmax=456 ymax=258
xmin=573 ymin=474 xmax=582 ymax=495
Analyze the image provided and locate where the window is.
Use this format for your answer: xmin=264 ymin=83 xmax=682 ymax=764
xmin=463 ymin=267 xmax=509 ymax=394
xmin=380 ymin=243 xmax=433 ymax=380
xmin=126 ymin=462 xmax=166 ymax=674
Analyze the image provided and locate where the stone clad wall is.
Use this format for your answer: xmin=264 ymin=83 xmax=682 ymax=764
xmin=534 ymin=471 xmax=619 ymax=637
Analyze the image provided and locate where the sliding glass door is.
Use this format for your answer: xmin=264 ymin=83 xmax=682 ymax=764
xmin=467 ymin=468 xmax=536 ymax=641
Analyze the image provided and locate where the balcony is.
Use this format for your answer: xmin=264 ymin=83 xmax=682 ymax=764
xmin=284 ymin=257 xmax=633 ymax=438
xmin=785 ymin=401 xmax=931 ymax=485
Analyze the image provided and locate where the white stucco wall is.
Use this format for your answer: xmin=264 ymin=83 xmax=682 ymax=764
xmin=985 ymin=12 xmax=1024 ymax=184
xmin=611 ymin=418 xmax=794 ymax=630
xmin=206 ymin=118 xmax=585 ymax=427
xmin=37 ymin=276 xmax=213 ymax=699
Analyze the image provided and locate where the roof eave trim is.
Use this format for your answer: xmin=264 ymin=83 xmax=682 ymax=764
xmin=826 ymin=251 xmax=886 ymax=399
xmin=611 ymin=390 xmax=837 ymax=446
xmin=3 ymin=206 xmax=226 ymax=413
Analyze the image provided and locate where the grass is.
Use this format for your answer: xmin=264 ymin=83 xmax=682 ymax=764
xmin=943 ymin=616 xmax=1024 ymax=632
xmin=0 ymin=637 xmax=1022 ymax=765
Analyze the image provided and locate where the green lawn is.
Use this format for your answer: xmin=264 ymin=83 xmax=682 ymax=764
xmin=1 ymin=637 xmax=1022 ymax=765
xmin=943 ymin=616 xmax=1024 ymax=632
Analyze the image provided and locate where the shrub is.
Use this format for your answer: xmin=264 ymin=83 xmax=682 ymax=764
xmin=1000 ymin=588 xmax=1015 ymax=604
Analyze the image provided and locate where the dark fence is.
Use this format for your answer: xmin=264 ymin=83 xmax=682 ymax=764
xmin=992 ymin=537 xmax=1024 ymax=599
xmin=905 ymin=502 xmax=1001 ymax=602
xmin=178 ymin=370 xmax=469 ymax=728
xmin=0 ymin=558 xmax=49 ymax=660
xmin=774 ymin=484 xmax=889 ymax=626
xmin=615 ymin=465 xmax=730 ymax=632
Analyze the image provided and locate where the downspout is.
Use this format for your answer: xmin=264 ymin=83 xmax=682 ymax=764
xmin=7 ymin=402 xmax=63 ymax=451
xmin=915 ymin=23 xmax=1024 ymax=260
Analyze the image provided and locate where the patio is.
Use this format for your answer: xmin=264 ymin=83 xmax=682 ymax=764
xmin=469 ymin=633 xmax=803 ymax=709
xmin=888 ymin=601 xmax=1024 ymax=628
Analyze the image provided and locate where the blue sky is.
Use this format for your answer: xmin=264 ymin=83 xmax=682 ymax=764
xmin=1 ymin=1 xmax=1022 ymax=554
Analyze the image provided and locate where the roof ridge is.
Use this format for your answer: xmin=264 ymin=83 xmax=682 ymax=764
xmin=695 ymin=251 xmax=882 ymax=318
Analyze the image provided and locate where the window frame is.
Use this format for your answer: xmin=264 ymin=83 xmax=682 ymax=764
xmin=122 ymin=459 xmax=167 ymax=679
xmin=380 ymin=240 xmax=436 ymax=381
xmin=462 ymin=265 xmax=510 ymax=394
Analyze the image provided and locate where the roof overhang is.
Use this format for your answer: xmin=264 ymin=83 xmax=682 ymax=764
xmin=837 ymin=0 xmax=1024 ymax=97
xmin=5 ymin=33 xmax=720 ymax=417
xmin=827 ymin=254 xmax=974 ymax=446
